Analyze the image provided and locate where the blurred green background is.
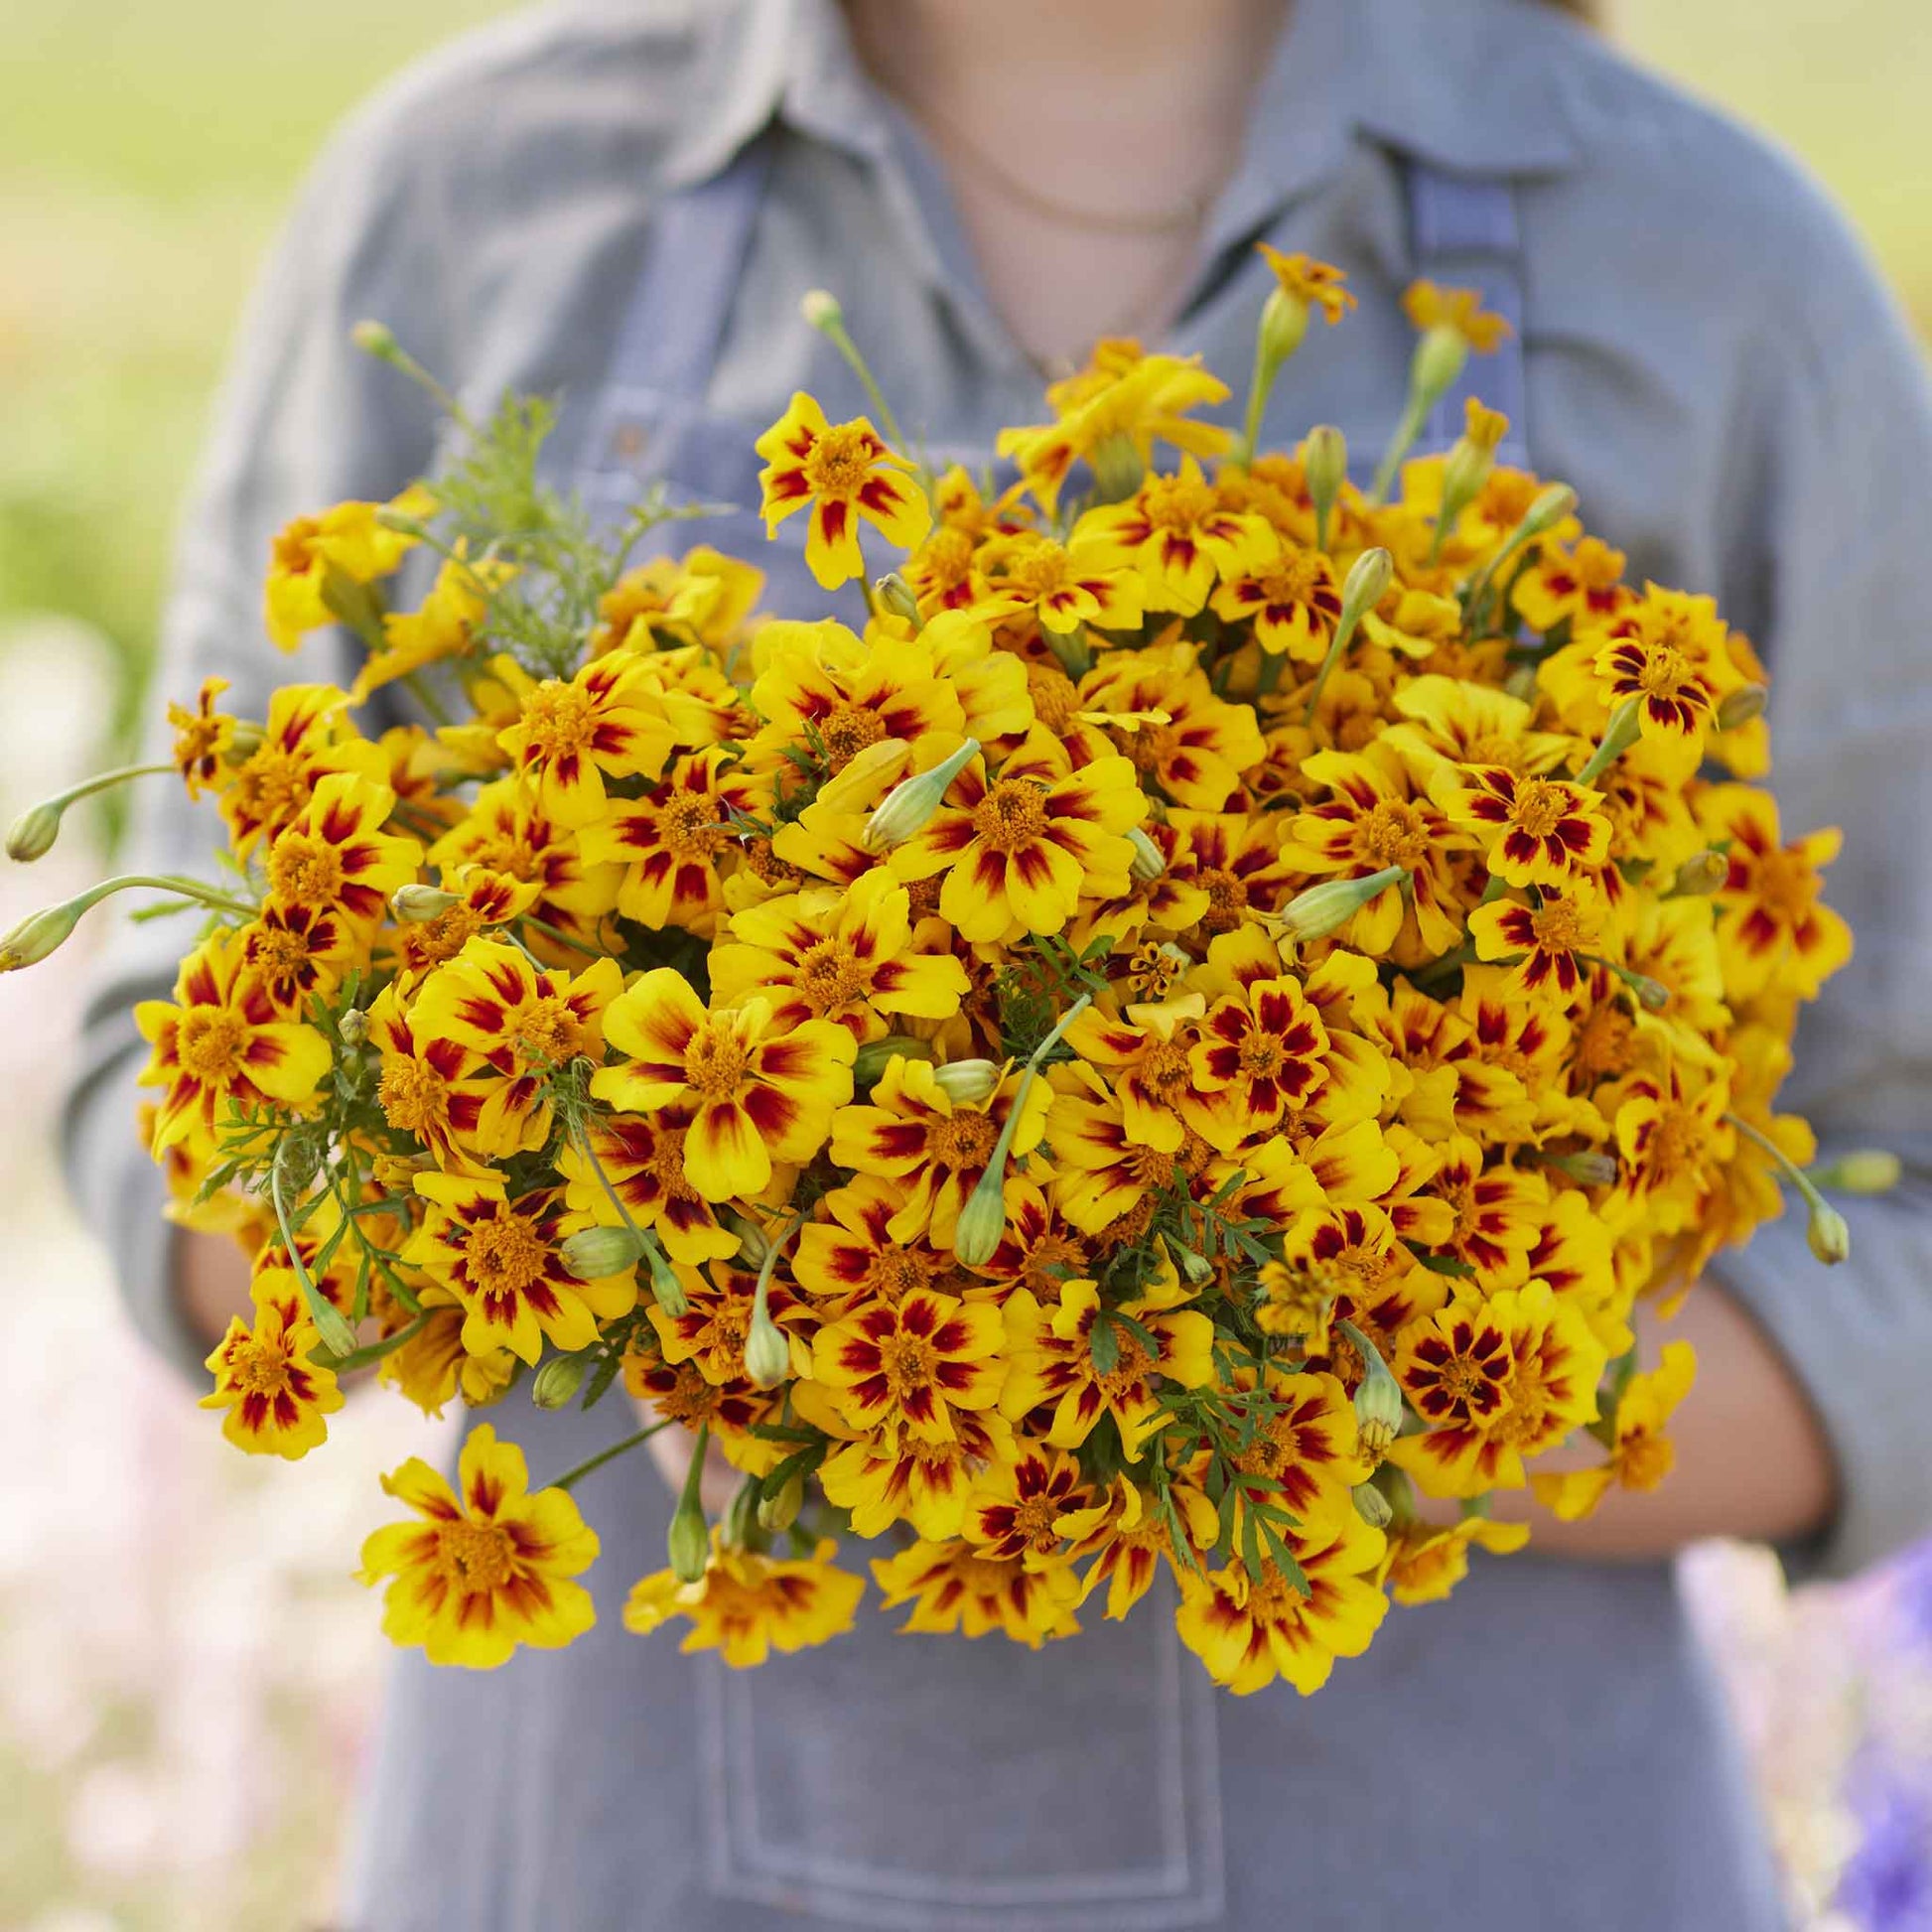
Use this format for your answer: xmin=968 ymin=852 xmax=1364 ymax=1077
xmin=2 ymin=0 xmax=1927 ymax=761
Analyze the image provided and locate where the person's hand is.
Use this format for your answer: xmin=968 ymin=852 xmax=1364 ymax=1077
xmin=642 ymin=1400 xmax=742 ymax=1515
xmin=175 ymin=1229 xmax=255 ymax=1346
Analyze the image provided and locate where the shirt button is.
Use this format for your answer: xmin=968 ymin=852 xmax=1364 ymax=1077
xmin=612 ymin=420 xmax=649 ymax=463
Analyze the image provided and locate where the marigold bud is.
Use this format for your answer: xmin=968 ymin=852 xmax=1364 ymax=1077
xmin=1305 ymin=425 xmax=1347 ymax=530
xmin=1546 ymin=1149 xmax=1618 ymax=1188
xmin=800 ymin=289 xmax=844 ymax=332
xmin=1127 ymin=826 xmax=1167 ymax=885
xmin=1671 ymin=850 xmax=1728 ymax=897
xmin=1520 ymin=483 xmax=1578 ymax=542
xmin=1257 ymin=286 xmax=1312 ymax=375
xmin=0 ymin=897 xmax=84 ymax=972
xmin=668 ymin=1445 xmax=712 ymax=1585
xmin=561 ymin=1225 xmax=644 ymax=1281
xmin=5 ymin=801 xmax=62 ymax=863
xmin=723 ymin=1214 xmax=769 ymax=1270
xmin=1351 ymin=1481 xmax=1394 ymax=1530
xmin=1089 ymin=432 xmax=1145 ymax=504
xmin=1172 ymin=1242 xmax=1215 ymax=1286
xmin=853 ymin=1035 xmax=933 ymax=1084
xmin=1807 ymin=1199 xmax=1852 ymax=1267
xmin=862 ymin=739 xmax=981 ymax=853
xmin=338 ymin=1007 xmax=370 ymax=1049
xmin=873 ymin=572 xmax=920 ymax=625
xmin=932 ymin=1059 xmax=1001 ymax=1106
xmin=351 ymin=319 xmax=399 ymax=358
xmin=950 ymin=1164 xmax=1009 ymax=1268
xmin=531 ymin=1352 xmax=591 ymax=1409
xmin=391 ymin=883 xmax=462 ymax=922
xmin=1810 ymin=1150 xmax=1902 ymax=1196
xmin=1343 ymin=1321 xmax=1404 ymax=1463
xmin=758 ymin=1471 xmax=805 ymax=1533
xmin=1340 ymin=545 xmax=1394 ymax=628
xmin=642 ymin=1236 xmax=688 ymax=1316
xmin=1717 ymin=683 xmax=1769 ymax=732
xmin=744 ymin=1301 xmax=791 ymax=1390
xmin=1275 ymin=867 xmax=1406 ymax=944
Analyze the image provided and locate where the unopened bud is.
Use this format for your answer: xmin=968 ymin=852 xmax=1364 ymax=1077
xmin=758 ymin=1471 xmax=805 ymax=1533
xmin=531 ymin=1352 xmax=591 ymax=1409
xmin=863 ymin=739 xmax=981 ymax=852
xmin=638 ymin=1232 xmax=688 ymax=1315
xmin=950 ymin=1163 xmax=1009 ymax=1268
xmin=1342 ymin=1321 xmax=1403 ymax=1463
xmin=1671 ymin=850 xmax=1728 ymax=897
xmin=744 ymin=1300 xmax=791 ymax=1390
xmin=1717 ymin=683 xmax=1769 ymax=732
xmin=1257 ymin=287 xmax=1311 ymax=375
xmin=1127 ymin=826 xmax=1167 ymax=885
xmin=1810 ymin=1150 xmax=1902 ymax=1196
xmin=338 ymin=1007 xmax=370 ymax=1048
xmin=350 ymin=319 xmax=399 ymax=359
xmin=1275 ymin=866 xmax=1406 ymax=944
xmin=1305 ymin=426 xmax=1347 ymax=538
xmin=800 ymin=289 xmax=844 ymax=332
xmin=1351 ymin=1481 xmax=1394 ymax=1529
xmin=1520 ymin=483 xmax=1578 ymax=543
xmin=390 ymin=884 xmax=461 ymax=922
xmin=0 ymin=897 xmax=84 ymax=972
xmin=1547 ymin=1149 xmax=1618 ymax=1188
xmin=932 ymin=1059 xmax=1001 ymax=1106
xmin=227 ymin=722 xmax=264 ymax=758
xmin=722 ymin=1214 xmax=769 ymax=1271
xmin=5 ymin=801 xmax=62 ymax=863
xmin=561 ymin=1224 xmax=644 ymax=1281
xmin=1339 ymin=545 xmax=1394 ymax=629
xmin=1172 ymin=1243 xmax=1215 ymax=1286
xmin=873 ymin=573 xmax=921 ymax=626
xmin=668 ymin=1434 xmax=712 ymax=1585
xmin=1088 ymin=432 xmax=1145 ymax=505
xmin=853 ymin=1035 xmax=934 ymax=1084
xmin=1624 ymin=970 xmax=1671 ymax=1013
xmin=1413 ymin=326 xmax=1470 ymax=407
xmin=1807 ymin=1199 xmax=1852 ymax=1266
xmin=1438 ymin=437 xmax=1495 ymax=531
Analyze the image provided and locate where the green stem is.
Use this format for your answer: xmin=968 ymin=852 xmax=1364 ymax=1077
xmin=1369 ymin=397 xmax=1429 ymax=506
xmin=1575 ymin=699 xmax=1642 ymax=787
xmin=1725 ymin=1112 xmax=1834 ymax=1218
xmin=402 ymin=670 xmax=453 ymax=729
xmin=320 ymin=1311 xmax=432 ymax=1375
xmin=270 ymin=1154 xmax=358 ymax=1356
xmin=33 ymin=760 xmax=178 ymax=815
xmin=550 ymin=1417 xmax=677 ymax=1494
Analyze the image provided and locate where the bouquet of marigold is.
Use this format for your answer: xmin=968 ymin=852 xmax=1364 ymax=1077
xmin=5 ymin=256 xmax=1873 ymax=1694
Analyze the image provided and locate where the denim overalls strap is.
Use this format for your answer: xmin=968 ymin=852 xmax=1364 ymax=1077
xmin=1402 ymin=162 xmax=1531 ymax=467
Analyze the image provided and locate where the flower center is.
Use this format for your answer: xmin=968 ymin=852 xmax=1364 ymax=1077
xmin=515 ymin=996 xmax=582 ymax=1070
xmin=1239 ymin=1033 xmax=1287 ymax=1079
xmin=229 ymin=749 xmax=309 ymax=830
xmin=801 ymin=424 xmax=875 ymax=498
xmin=685 ymin=1022 xmax=750 ymax=1099
xmin=880 ymin=1331 xmax=936 ymax=1395
xmin=1256 ymin=549 xmax=1337 ymax=613
xmin=1750 ymin=847 xmax=1817 ymax=922
xmin=1574 ymin=1002 xmax=1635 ymax=1080
xmin=1528 ymin=899 xmax=1591 ymax=952
xmin=1467 ymin=733 xmax=1526 ymax=769
xmin=658 ymin=790 xmax=726 ymax=858
xmin=379 ymin=1057 xmax=448 ymax=1134
xmin=928 ymin=1110 xmax=999 ymax=1170
xmin=1633 ymin=644 xmax=1691 ymax=696
xmin=465 ymin=1212 xmax=550 ymax=1299
xmin=869 ymin=1248 xmax=942 ymax=1299
xmin=1011 ymin=1493 xmax=1061 ymax=1545
xmin=176 ymin=1007 xmax=248 ymax=1083
xmin=230 ymin=1339 xmax=294 ymax=1396
xmin=918 ymin=526 xmax=976 ymax=591
xmin=267 ymin=832 xmax=346 ymax=908
xmin=248 ymin=924 xmax=314 ymax=986
xmin=272 ymin=519 xmax=322 ymax=575
xmin=1508 ymin=778 xmax=1569 ymax=841
xmin=1012 ymin=544 xmax=1074 ymax=598
xmin=793 ymin=938 xmax=868 ymax=1013
xmin=401 ymin=905 xmax=484 ymax=972
xmin=1141 ymin=475 xmax=1215 ymax=534
xmin=1025 ymin=663 xmax=1082 ymax=733
xmin=521 ymin=682 xmax=597 ymax=761
xmin=1094 ymin=1330 xmax=1155 ymax=1403
xmin=1359 ymin=799 xmax=1432 ymax=870
xmin=820 ymin=702 xmax=888 ymax=770
xmin=971 ymin=779 xmax=1049 ymax=853
xmin=435 ymin=1519 xmax=515 ymax=1593
xmin=1198 ymin=867 xmax=1249 ymax=933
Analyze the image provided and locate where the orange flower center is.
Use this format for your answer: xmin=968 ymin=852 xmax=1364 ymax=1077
xmin=1528 ymin=899 xmax=1591 ymax=952
xmin=1238 ymin=1033 xmax=1287 ymax=1079
xmin=1748 ymin=846 xmax=1818 ymax=922
xmin=1618 ymin=1431 xmax=1675 ymax=1488
xmin=820 ymin=702 xmax=889 ymax=770
xmin=868 ymin=1248 xmax=944 ymax=1300
xmin=657 ymin=790 xmax=726 ymax=859
xmin=1011 ymin=1493 xmax=1061 ymax=1544
xmin=794 ymin=938 xmax=868 ymax=1013
xmin=1025 ymin=663 xmax=1082 ymax=733
xmin=880 ymin=1330 xmax=937 ymax=1395
xmin=646 ymin=1360 xmax=722 ymax=1427
xmin=1466 ymin=733 xmax=1528 ymax=769
xmin=1140 ymin=474 xmax=1215 ymax=536
xmin=1508 ymin=779 xmax=1570 ymax=841
xmin=927 ymin=1109 xmax=999 ymax=1170
xmin=1017 ymin=1230 xmax=1087 ymax=1295
xmin=684 ymin=1022 xmax=750 ymax=1099
xmin=520 ymin=682 xmax=597 ymax=762
xmin=379 ymin=1057 xmax=448 ymax=1134
xmin=1254 ymin=548 xmax=1335 ymax=612
xmin=1641 ymin=1106 xmax=1703 ymax=1184
xmin=267 ymin=831 xmax=346 ymax=908
xmin=515 ymin=996 xmax=584 ymax=1070
xmin=1093 ymin=1328 xmax=1155 ymax=1403
xmin=1631 ymin=644 xmax=1691 ymax=697
xmin=401 ymin=905 xmax=484 ymax=972
xmin=971 ymin=778 xmax=1049 ymax=853
xmin=435 ymin=1519 xmax=515 ymax=1592
xmin=1358 ymin=799 xmax=1432 ymax=871
xmin=271 ymin=519 xmax=322 ymax=575
xmin=228 ymin=748 xmax=310 ymax=833
xmin=1574 ymin=1001 xmax=1635 ymax=1080
xmin=230 ymin=1338 xmax=295 ymax=1396
xmin=465 ymin=1212 xmax=550 ymax=1298
xmin=248 ymin=923 xmax=314 ymax=986
xmin=801 ymin=424 xmax=876 ymax=499
xmin=1198 ymin=867 xmax=1249 ymax=934
xmin=916 ymin=526 xmax=976 ymax=591
xmin=176 ymin=1006 xmax=249 ymax=1084
xmin=1011 ymin=544 xmax=1074 ymax=599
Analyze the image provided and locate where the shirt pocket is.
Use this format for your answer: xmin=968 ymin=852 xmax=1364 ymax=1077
xmin=694 ymin=1577 xmax=1228 ymax=1932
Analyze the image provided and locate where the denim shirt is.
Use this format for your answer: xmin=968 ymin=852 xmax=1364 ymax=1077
xmin=63 ymin=1 xmax=1932 ymax=1926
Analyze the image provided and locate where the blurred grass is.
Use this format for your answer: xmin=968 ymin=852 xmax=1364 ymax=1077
xmin=1 ymin=0 xmax=1927 ymax=770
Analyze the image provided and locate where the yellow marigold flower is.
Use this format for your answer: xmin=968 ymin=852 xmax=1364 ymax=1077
xmin=709 ymin=867 xmax=970 ymax=1047
xmin=1217 ymin=1364 xmax=1371 ymax=1532
xmin=968 ymin=531 xmax=1146 ymax=636
xmin=494 ymin=649 xmax=678 ymax=829
xmin=812 ymin=1287 xmax=1008 ymax=1443
xmin=357 ymin=1424 xmax=600 ymax=1669
xmin=200 ymin=1282 xmax=345 ymax=1459
xmin=1605 ymin=1059 xmax=1734 ymax=1238
xmin=870 ymin=1536 xmax=1083 ymax=1647
xmin=135 ymin=933 xmax=332 ymax=1161
xmin=819 ymin=1406 xmax=1017 ymax=1541
xmin=1076 ymin=636 xmax=1267 ymax=810
xmin=592 ymin=968 xmax=855 ymax=1201
xmin=959 ymin=1444 xmax=1095 ymax=1570
xmin=1210 ymin=536 xmax=1344 ymax=664
xmin=556 ymin=1109 xmax=740 ymax=1267
xmin=1430 ymin=762 xmax=1611 ymax=891
xmin=1512 ymin=534 xmax=1631 ymax=635
xmin=1697 ymin=784 xmax=1853 ymax=1001
xmin=592 ymin=545 xmax=763 ymax=656
xmin=235 ymin=898 xmax=353 ymax=1017
xmin=382 ymin=865 xmax=543 ymax=988
xmin=1380 ymin=1515 xmax=1529 ymax=1607
xmin=647 ymin=1258 xmax=816 ymax=1389
xmin=1588 ymin=585 xmax=1738 ymax=752
xmin=350 ymin=543 xmax=512 ymax=704
xmin=887 ymin=731 xmax=1144 ymax=944
xmin=1467 ymin=884 xmax=1607 ymax=1004
xmin=792 ymin=1176 xmax=971 ymax=1316
xmin=1425 ymin=1133 xmax=1551 ymax=1290
xmin=1187 ymin=973 xmax=1335 ymax=1150
xmin=1173 ymin=1514 xmax=1388 ymax=1696
xmin=410 ymin=938 xmax=625 ymax=1161
xmin=404 ymin=1173 xmax=635 ymax=1366
xmin=169 ymin=676 xmax=237 ymax=798
xmin=624 ymin=1534 xmax=864 ymax=1666
xmin=1061 ymin=994 xmax=1206 ymax=1154
xmin=1255 ymin=245 xmax=1356 ymax=325
xmin=1401 ymin=279 xmax=1513 ymax=354
xmin=1001 ymin=1272 xmax=1215 ymax=1460
xmin=1074 ymin=456 xmax=1274 ymax=616
xmin=1534 ymin=1338 xmax=1699 ymax=1522
xmin=264 ymin=482 xmax=436 ymax=652
xmin=755 ymin=392 xmax=933 ymax=589
xmin=217 ymin=682 xmax=388 ymax=857
xmin=376 ymin=1284 xmax=518 ymax=1418
xmin=831 ymin=1052 xmax=1049 ymax=1248
xmin=1060 ymin=1474 xmax=1217 ymax=1622
xmin=263 ymin=771 xmax=423 ymax=935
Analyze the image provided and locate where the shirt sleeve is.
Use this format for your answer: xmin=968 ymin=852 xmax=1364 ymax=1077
xmin=1701 ymin=183 xmax=1932 ymax=1582
xmin=60 ymin=97 xmax=450 ymax=1382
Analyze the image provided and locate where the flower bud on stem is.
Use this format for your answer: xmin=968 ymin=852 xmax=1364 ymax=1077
xmin=744 ymin=1215 xmax=804 ymax=1390
xmin=6 ymin=761 xmax=176 ymax=863
xmin=1304 ymin=427 xmax=1347 ymax=553
xmin=1272 ymin=867 xmax=1408 ymax=945
xmin=853 ymin=1035 xmax=937 ymax=1085
xmin=863 ymin=739 xmax=981 ymax=853
xmin=0 ymin=873 xmax=258 ymax=972
xmin=1575 ymin=697 xmax=1643 ymax=788
xmin=1369 ymin=327 xmax=1468 ymax=505
xmin=1725 ymin=1113 xmax=1854 ymax=1266
xmin=1461 ymin=483 xmax=1577 ymax=633
xmin=668 ymin=1425 xmax=713 ymax=1583
xmin=800 ymin=289 xmax=913 ymax=464
xmin=1238 ymin=289 xmax=1313 ymax=465
xmin=1339 ymin=1320 xmax=1403 ymax=1464
xmin=1303 ymin=547 xmax=1393 ymax=724
xmin=351 ymin=318 xmax=472 ymax=427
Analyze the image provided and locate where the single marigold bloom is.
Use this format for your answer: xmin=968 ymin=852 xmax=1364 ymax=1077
xmin=1512 ymin=534 xmax=1632 ymax=634
xmin=378 ymin=1284 xmax=517 ymax=1419
xmin=812 ymin=1286 xmax=1008 ymax=1445
xmin=1211 ymin=536 xmax=1344 ymax=664
xmin=1061 ymin=1474 xmax=1216 ymax=1622
xmin=263 ymin=772 xmax=423 ymax=936
xmin=870 ymin=1536 xmax=1083 ymax=1648
xmin=351 ymin=543 xmax=512 ymax=703
xmin=410 ymin=938 xmax=625 ymax=1161
xmin=1188 ymin=973 xmax=1334 ymax=1149
xmin=1534 ymin=1338 xmax=1698 ymax=1522
xmin=1605 ymin=1059 xmax=1735 ymax=1238
xmin=961 ymin=1445 xmax=1095 ymax=1569
xmin=1079 ymin=637 xmax=1267 ymax=810
xmin=1215 ymin=1365 xmax=1371 ymax=1531
xmin=494 ymin=648 xmax=678 ymax=828
xmin=1424 ymin=1132 xmax=1550 ymax=1290
xmin=556 ymin=1107 xmax=739 ymax=1266
xmin=383 ymin=865 xmax=542 ymax=987
xmin=755 ymin=392 xmax=933 ymax=589
xmin=1042 ymin=1074 xmax=1214 ymax=1235
xmin=792 ymin=1174 xmax=969 ymax=1313
xmin=404 ymin=1173 xmax=635 ymax=1366
xmin=1062 ymin=994 xmax=1206 ymax=1154
xmin=1698 ymin=783 xmax=1853 ymax=1001
xmin=357 ymin=1424 xmax=600 ymax=1670
xmin=969 ymin=531 xmax=1145 ymax=636
xmin=264 ymin=482 xmax=435 ymax=652
xmin=169 ymin=675 xmax=237 ymax=798
xmin=624 ymin=1535 xmax=865 ymax=1667
xmin=1173 ymin=1514 xmax=1389 ymax=1697
xmin=200 ymin=1282 xmax=345 ymax=1459
xmin=1468 ymin=885 xmax=1607 ymax=1004
xmin=217 ymin=681 xmax=388 ymax=857
xmin=819 ymin=1406 xmax=1017 ymax=1541
xmin=593 ymin=968 xmax=855 ymax=1201
xmin=1431 ymin=762 xmax=1611 ymax=891
xmin=236 ymin=898 xmax=352 ymax=1016
xmin=1074 ymin=456 xmax=1274 ymax=616
xmin=1588 ymin=586 xmax=1738 ymax=751
xmin=1401 ymin=278 xmax=1512 ymax=353
xmin=1380 ymin=1515 xmax=1529 ymax=1607
xmin=591 ymin=545 xmax=763 ymax=656
xmin=1255 ymin=245 xmax=1356 ymax=324
xmin=709 ymin=867 xmax=970 ymax=1047
xmin=363 ymin=981 xmax=485 ymax=1174
xmin=888 ymin=731 xmax=1145 ymax=945
xmin=135 ymin=933 xmax=333 ymax=1161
